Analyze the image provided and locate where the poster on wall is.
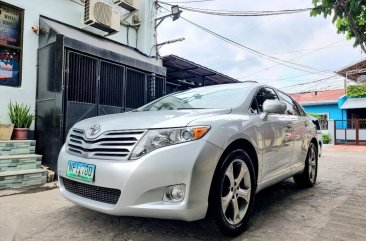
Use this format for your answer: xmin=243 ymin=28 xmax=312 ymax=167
xmin=0 ymin=2 xmax=22 ymax=87
xmin=0 ymin=46 xmax=20 ymax=86
xmin=0 ymin=4 xmax=21 ymax=47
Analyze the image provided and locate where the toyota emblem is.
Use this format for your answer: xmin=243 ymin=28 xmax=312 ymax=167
xmin=88 ymin=124 xmax=101 ymax=136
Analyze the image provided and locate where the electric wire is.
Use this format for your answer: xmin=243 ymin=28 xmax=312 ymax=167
xmin=159 ymin=1 xmax=316 ymax=17
xmin=177 ymin=14 xmax=333 ymax=75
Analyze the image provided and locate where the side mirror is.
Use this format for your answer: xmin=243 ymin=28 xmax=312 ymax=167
xmin=260 ymin=100 xmax=286 ymax=120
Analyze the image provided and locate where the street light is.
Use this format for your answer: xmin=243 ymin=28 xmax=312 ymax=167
xmin=155 ymin=5 xmax=182 ymax=28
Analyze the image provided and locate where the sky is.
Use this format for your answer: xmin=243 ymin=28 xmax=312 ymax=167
xmin=156 ymin=0 xmax=363 ymax=93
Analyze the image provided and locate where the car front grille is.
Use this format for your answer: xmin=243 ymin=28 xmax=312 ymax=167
xmin=62 ymin=177 xmax=121 ymax=205
xmin=66 ymin=128 xmax=146 ymax=160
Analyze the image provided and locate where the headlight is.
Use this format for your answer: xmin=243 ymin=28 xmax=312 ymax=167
xmin=130 ymin=126 xmax=210 ymax=160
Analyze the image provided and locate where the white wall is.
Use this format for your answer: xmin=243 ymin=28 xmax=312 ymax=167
xmin=0 ymin=0 xmax=158 ymax=128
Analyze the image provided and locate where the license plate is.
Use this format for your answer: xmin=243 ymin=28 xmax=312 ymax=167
xmin=66 ymin=161 xmax=95 ymax=182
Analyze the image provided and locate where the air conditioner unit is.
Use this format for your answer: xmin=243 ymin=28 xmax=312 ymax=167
xmin=113 ymin=0 xmax=139 ymax=12
xmin=84 ymin=0 xmax=120 ymax=34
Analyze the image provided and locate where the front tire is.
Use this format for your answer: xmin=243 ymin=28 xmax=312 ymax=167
xmin=293 ymin=143 xmax=318 ymax=187
xmin=209 ymin=149 xmax=256 ymax=236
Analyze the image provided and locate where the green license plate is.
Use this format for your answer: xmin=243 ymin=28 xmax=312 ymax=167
xmin=66 ymin=161 xmax=95 ymax=182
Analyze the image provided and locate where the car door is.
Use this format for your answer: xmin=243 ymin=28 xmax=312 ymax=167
xmin=254 ymin=87 xmax=293 ymax=181
xmin=277 ymin=91 xmax=308 ymax=173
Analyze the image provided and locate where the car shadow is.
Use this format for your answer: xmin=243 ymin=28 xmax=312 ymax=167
xmin=67 ymin=179 xmax=311 ymax=241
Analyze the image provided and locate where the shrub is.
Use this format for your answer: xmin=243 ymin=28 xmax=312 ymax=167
xmin=347 ymin=85 xmax=366 ymax=97
xmin=322 ymin=132 xmax=331 ymax=144
xmin=307 ymin=113 xmax=321 ymax=120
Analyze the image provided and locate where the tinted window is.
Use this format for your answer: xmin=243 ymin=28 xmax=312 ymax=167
xmin=255 ymin=88 xmax=279 ymax=113
xmin=249 ymin=99 xmax=259 ymax=114
xmin=277 ymin=91 xmax=299 ymax=115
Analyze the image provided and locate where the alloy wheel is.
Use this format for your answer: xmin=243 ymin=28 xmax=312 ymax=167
xmin=221 ymin=159 xmax=251 ymax=225
xmin=308 ymin=147 xmax=317 ymax=183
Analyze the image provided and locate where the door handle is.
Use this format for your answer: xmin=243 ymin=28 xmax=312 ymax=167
xmin=286 ymin=124 xmax=292 ymax=129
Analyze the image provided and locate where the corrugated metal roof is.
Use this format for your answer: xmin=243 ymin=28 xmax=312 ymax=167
xmin=341 ymin=98 xmax=366 ymax=109
xmin=162 ymin=55 xmax=240 ymax=87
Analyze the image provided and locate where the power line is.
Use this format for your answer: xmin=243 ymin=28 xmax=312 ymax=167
xmin=172 ymin=13 xmax=332 ymax=75
xmin=159 ymin=1 xmax=316 ymax=16
xmin=280 ymin=75 xmax=338 ymax=89
xmin=240 ymin=40 xmax=344 ymax=79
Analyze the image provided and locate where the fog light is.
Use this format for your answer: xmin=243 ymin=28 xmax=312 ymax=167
xmin=163 ymin=184 xmax=186 ymax=202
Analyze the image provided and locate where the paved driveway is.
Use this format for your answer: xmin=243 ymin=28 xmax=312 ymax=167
xmin=0 ymin=149 xmax=365 ymax=241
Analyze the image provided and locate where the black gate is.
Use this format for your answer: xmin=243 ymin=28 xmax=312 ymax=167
xmin=64 ymin=50 xmax=165 ymax=138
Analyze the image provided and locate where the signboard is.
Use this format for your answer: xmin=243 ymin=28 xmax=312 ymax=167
xmin=0 ymin=2 xmax=22 ymax=87
xmin=0 ymin=4 xmax=21 ymax=47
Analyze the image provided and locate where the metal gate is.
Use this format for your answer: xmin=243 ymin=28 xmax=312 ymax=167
xmin=334 ymin=119 xmax=366 ymax=145
xmin=64 ymin=50 xmax=165 ymax=137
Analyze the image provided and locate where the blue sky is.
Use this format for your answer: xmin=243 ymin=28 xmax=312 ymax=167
xmin=156 ymin=0 xmax=362 ymax=92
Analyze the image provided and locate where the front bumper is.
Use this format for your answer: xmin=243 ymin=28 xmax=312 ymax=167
xmin=58 ymin=139 xmax=222 ymax=221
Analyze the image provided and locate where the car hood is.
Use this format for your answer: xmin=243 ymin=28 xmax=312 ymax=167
xmin=73 ymin=108 xmax=231 ymax=131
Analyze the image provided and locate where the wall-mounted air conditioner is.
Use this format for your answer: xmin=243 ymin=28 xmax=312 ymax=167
xmin=84 ymin=0 xmax=120 ymax=34
xmin=113 ymin=0 xmax=139 ymax=12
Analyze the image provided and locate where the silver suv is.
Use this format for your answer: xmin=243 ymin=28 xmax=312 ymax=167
xmin=58 ymin=82 xmax=319 ymax=236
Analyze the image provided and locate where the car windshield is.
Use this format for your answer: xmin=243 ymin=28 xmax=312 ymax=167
xmin=137 ymin=83 xmax=254 ymax=111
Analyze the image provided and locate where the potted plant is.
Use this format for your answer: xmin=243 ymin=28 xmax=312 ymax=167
xmin=8 ymin=102 xmax=36 ymax=140
xmin=0 ymin=119 xmax=14 ymax=140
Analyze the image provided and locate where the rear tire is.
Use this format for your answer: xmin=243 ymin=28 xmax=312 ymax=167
xmin=208 ymin=149 xmax=256 ymax=236
xmin=293 ymin=143 xmax=318 ymax=188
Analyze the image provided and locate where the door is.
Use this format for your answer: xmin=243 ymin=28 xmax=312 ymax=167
xmin=254 ymin=87 xmax=293 ymax=181
xmin=277 ymin=91 xmax=308 ymax=172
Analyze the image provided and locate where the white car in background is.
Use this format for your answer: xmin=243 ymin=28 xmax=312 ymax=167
xmin=58 ymin=82 xmax=319 ymax=236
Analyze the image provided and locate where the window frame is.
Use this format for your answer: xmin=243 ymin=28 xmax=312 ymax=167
xmin=0 ymin=1 xmax=24 ymax=88
xmin=276 ymin=90 xmax=301 ymax=116
xmin=248 ymin=87 xmax=279 ymax=114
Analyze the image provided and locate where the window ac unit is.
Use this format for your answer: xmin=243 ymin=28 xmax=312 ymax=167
xmin=113 ymin=0 xmax=139 ymax=12
xmin=84 ymin=0 xmax=120 ymax=33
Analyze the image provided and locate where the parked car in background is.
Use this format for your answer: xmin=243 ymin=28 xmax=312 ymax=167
xmin=58 ymin=82 xmax=319 ymax=236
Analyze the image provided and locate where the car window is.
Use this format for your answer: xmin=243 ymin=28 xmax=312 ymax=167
xmin=255 ymin=87 xmax=279 ymax=113
xmin=294 ymin=101 xmax=306 ymax=116
xmin=277 ymin=91 xmax=299 ymax=115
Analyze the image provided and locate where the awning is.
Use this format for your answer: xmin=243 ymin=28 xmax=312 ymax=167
xmin=162 ymin=55 xmax=240 ymax=87
xmin=341 ymin=98 xmax=366 ymax=109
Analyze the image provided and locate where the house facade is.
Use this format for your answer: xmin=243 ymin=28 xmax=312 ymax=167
xmin=291 ymin=89 xmax=346 ymax=129
xmin=291 ymin=88 xmax=366 ymax=145
xmin=0 ymin=0 xmax=167 ymax=169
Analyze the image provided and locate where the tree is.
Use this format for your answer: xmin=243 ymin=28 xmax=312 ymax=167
xmin=311 ymin=0 xmax=366 ymax=53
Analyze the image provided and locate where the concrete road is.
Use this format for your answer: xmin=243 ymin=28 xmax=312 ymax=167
xmin=0 ymin=150 xmax=366 ymax=241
